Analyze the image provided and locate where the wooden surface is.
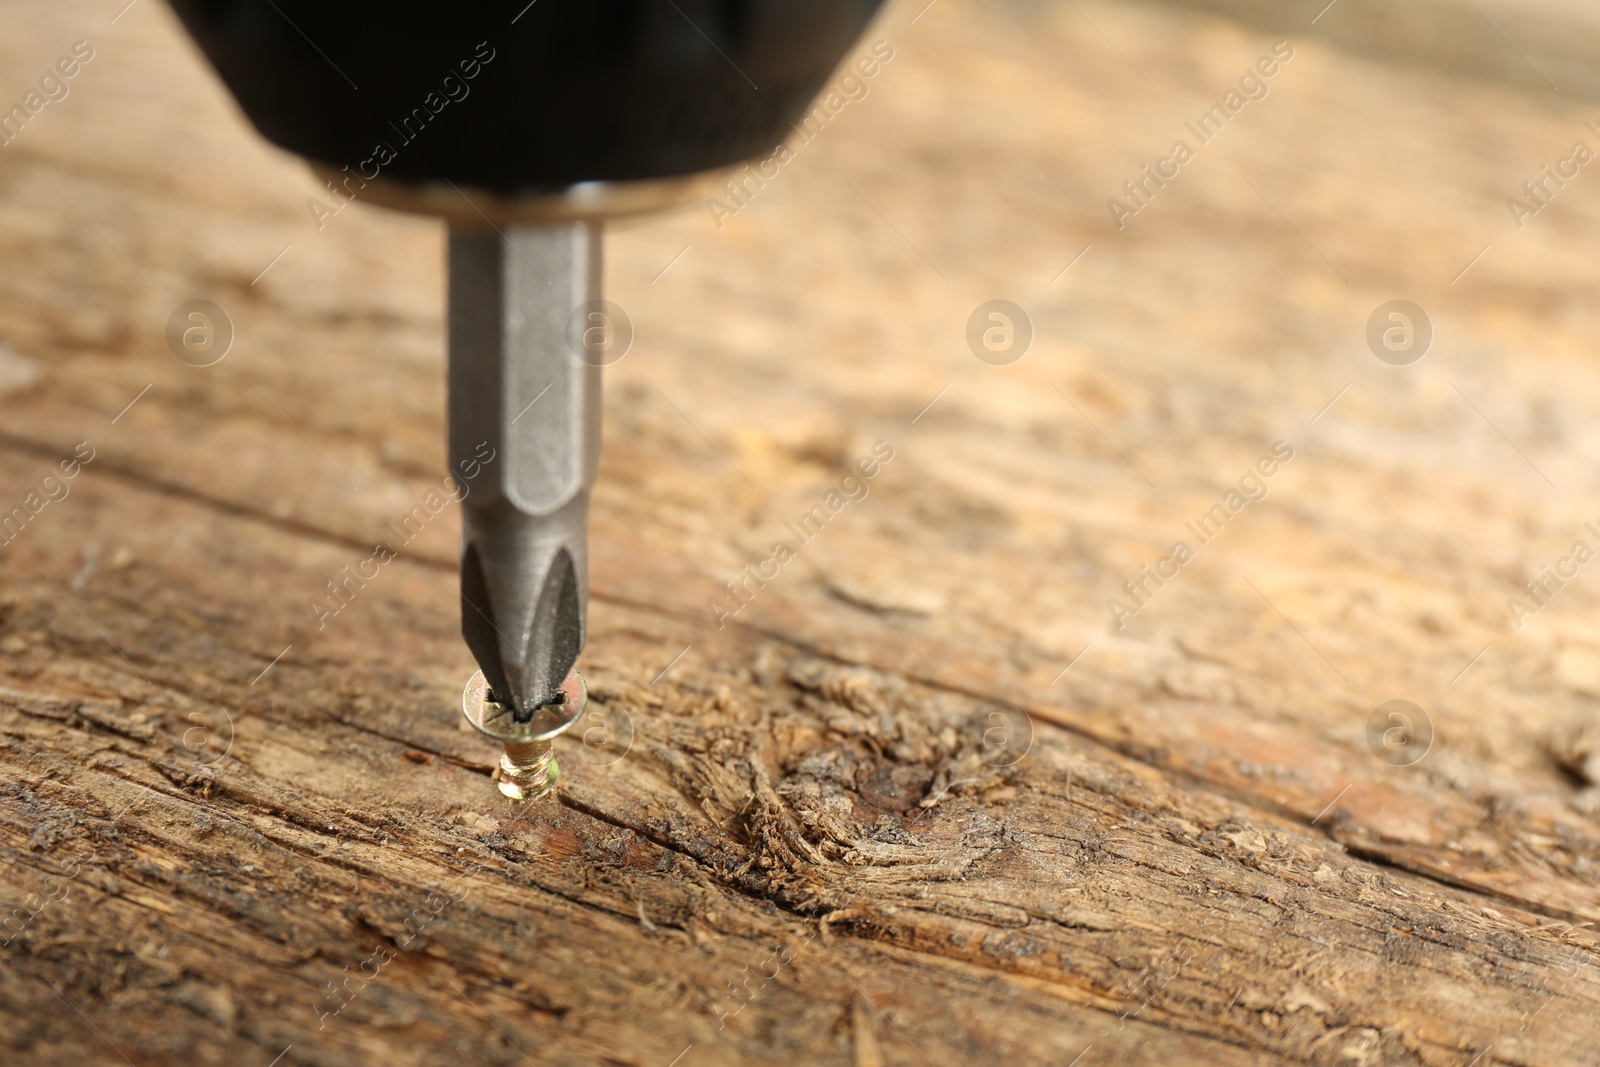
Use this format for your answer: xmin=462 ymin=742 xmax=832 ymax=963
xmin=1173 ymin=0 xmax=1600 ymax=104
xmin=3 ymin=0 xmax=1600 ymax=1063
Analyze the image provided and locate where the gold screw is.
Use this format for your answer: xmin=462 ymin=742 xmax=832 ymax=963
xmin=461 ymin=669 xmax=585 ymax=801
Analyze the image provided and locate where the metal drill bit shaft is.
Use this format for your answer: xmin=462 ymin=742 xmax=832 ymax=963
xmin=449 ymin=221 xmax=601 ymax=720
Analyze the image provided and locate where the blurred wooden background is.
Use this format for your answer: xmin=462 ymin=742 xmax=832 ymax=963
xmin=1 ymin=0 xmax=1599 ymax=1063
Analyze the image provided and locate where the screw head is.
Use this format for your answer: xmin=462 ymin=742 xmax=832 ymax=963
xmin=461 ymin=669 xmax=586 ymax=744
xmin=463 ymin=669 xmax=585 ymax=800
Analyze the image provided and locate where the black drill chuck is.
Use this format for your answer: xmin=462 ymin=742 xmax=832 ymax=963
xmin=167 ymin=0 xmax=885 ymax=191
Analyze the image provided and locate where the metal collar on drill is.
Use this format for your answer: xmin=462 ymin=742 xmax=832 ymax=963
xmin=310 ymin=165 xmax=740 ymax=227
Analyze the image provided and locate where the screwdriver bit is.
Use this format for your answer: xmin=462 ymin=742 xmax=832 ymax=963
xmin=449 ymin=221 xmax=601 ymax=719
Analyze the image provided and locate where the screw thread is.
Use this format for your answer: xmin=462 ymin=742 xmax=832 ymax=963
xmin=496 ymin=740 xmax=559 ymax=800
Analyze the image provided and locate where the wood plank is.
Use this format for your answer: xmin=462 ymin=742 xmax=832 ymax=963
xmin=2 ymin=0 xmax=1600 ymax=1063
xmin=3 ymin=458 xmax=1598 ymax=1064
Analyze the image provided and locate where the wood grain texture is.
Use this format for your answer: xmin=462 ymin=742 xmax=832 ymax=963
xmin=2 ymin=0 xmax=1599 ymax=1064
